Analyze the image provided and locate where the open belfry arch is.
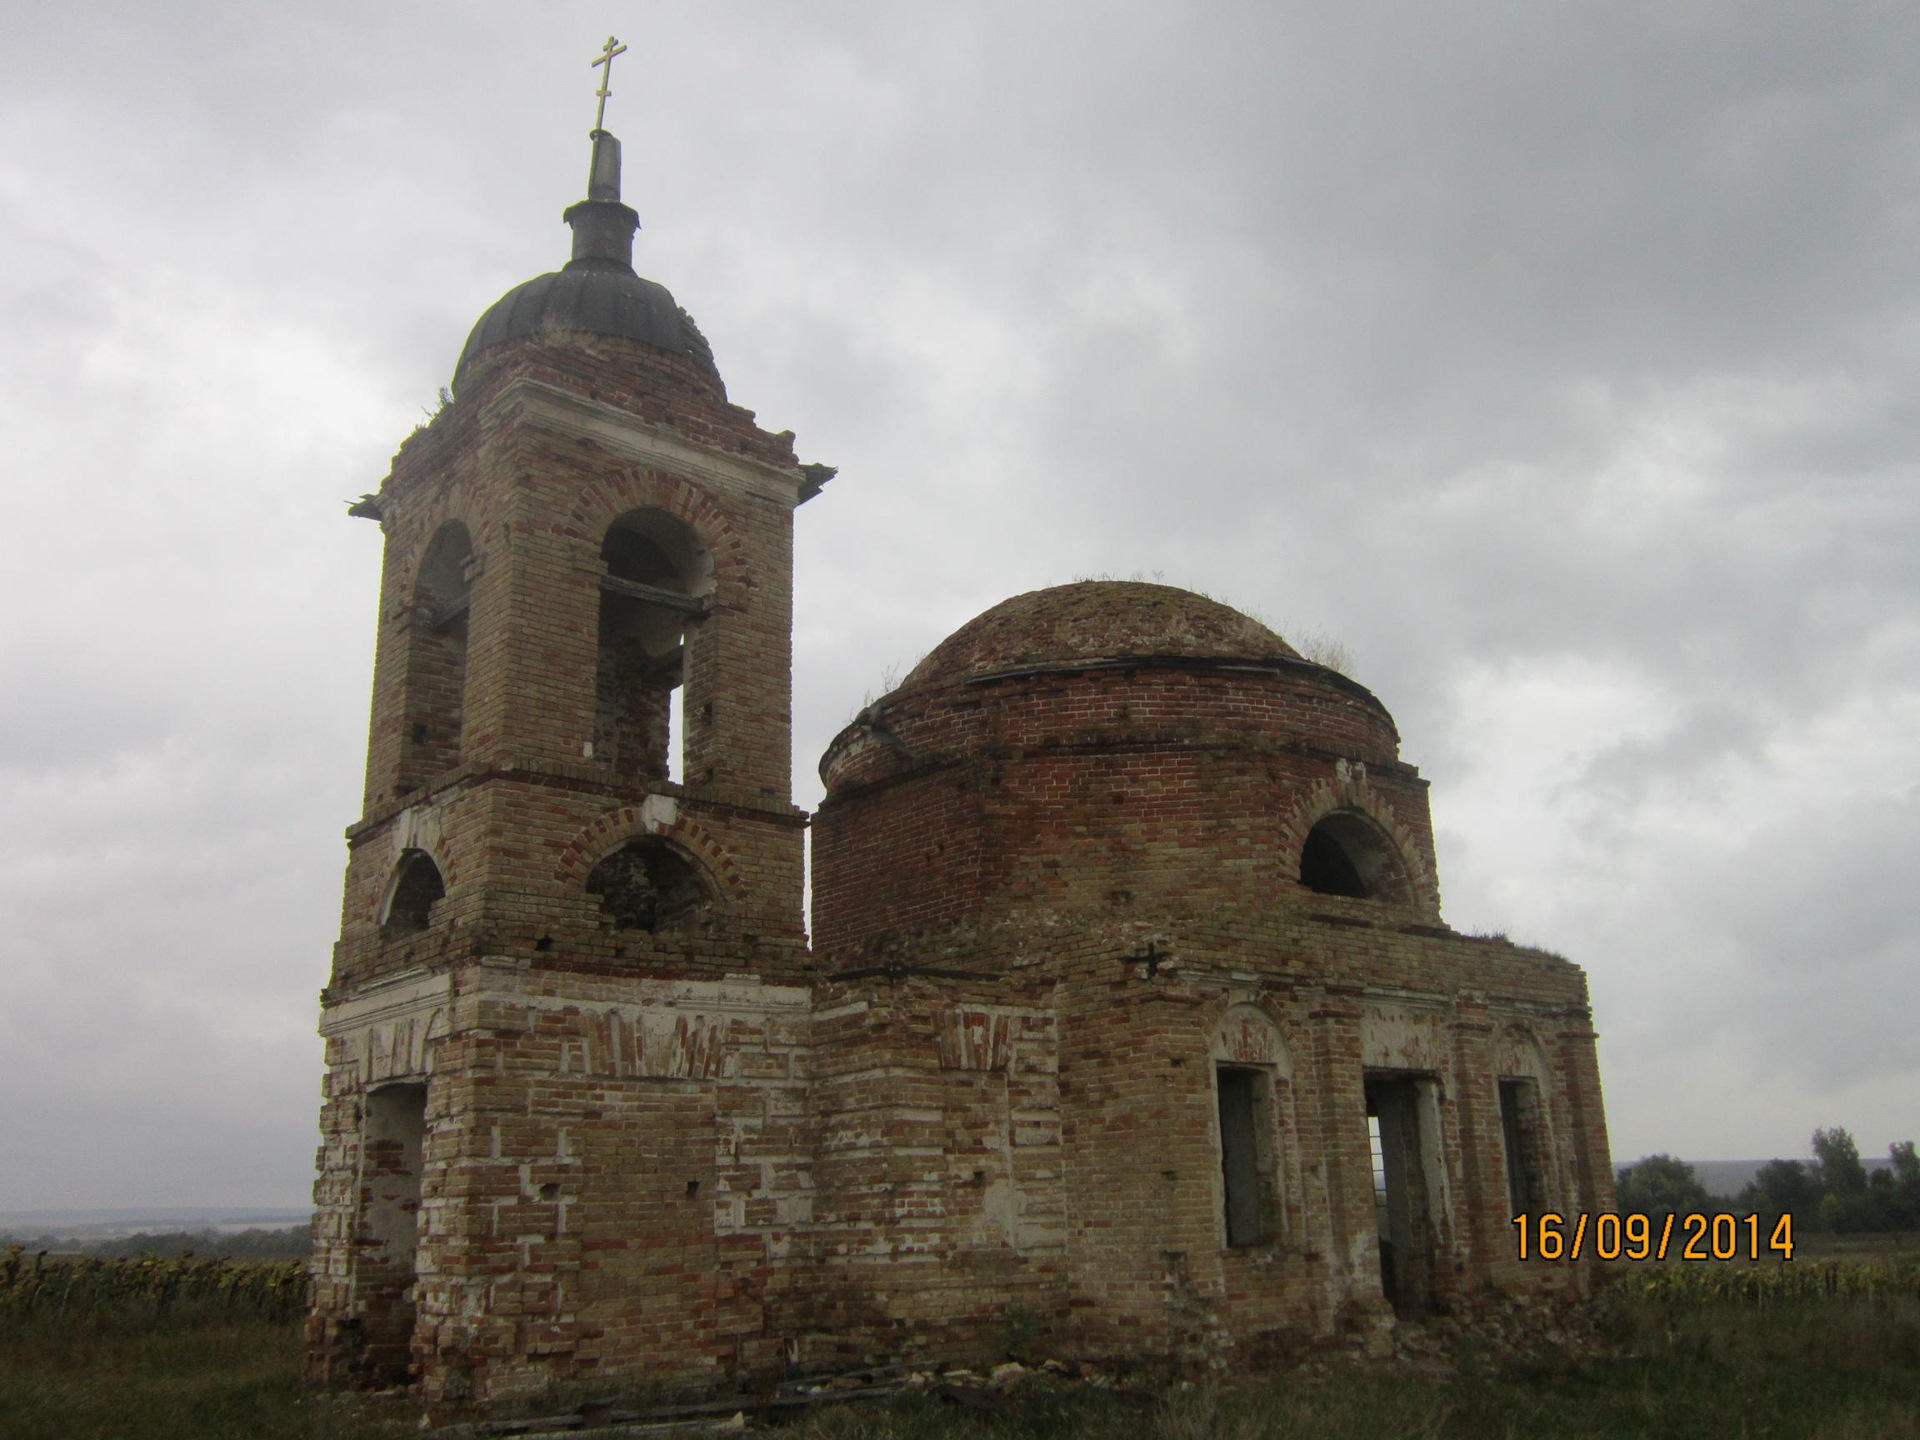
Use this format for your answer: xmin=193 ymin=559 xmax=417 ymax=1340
xmin=310 ymin=42 xmax=1613 ymax=1405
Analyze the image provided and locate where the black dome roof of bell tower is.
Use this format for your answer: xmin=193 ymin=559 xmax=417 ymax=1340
xmin=451 ymin=265 xmax=721 ymax=394
xmin=450 ymin=128 xmax=723 ymax=395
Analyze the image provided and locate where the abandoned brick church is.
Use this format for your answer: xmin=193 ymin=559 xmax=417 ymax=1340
xmin=307 ymin=118 xmax=1614 ymax=1403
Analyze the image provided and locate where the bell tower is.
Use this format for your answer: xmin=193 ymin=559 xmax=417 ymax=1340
xmin=308 ymin=49 xmax=830 ymax=1399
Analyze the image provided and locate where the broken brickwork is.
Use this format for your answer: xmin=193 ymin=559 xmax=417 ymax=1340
xmin=308 ymin=127 xmax=1614 ymax=1405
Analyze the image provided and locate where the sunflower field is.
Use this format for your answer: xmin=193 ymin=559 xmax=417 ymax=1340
xmin=0 ymin=1242 xmax=308 ymax=1324
xmin=1615 ymin=1256 xmax=1920 ymax=1308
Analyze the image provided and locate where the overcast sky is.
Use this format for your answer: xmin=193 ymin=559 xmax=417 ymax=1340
xmin=2 ymin=1 xmax=1916 ymax=1210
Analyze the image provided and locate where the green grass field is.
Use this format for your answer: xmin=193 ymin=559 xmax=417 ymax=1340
xmin=3 ymin=1263 xmax=1918 ymax=1438
xmin=0 ymin=1304 xmax=408 ymax=1440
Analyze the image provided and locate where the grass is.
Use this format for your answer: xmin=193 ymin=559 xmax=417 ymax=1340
xmin=0 ymin=1302 xmax=405 ymax=1440
xmin=785 ymin=1300 xmax=1920 ymax=1439
xmin=3 ymin=1282 xmax=1919 ymax=1438
xmin=787 ymin=1295 xmax=1920 ymax=1438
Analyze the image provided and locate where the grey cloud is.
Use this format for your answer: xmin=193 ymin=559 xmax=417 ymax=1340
xmin=3 ymin=1 xmax=1918 ymax=1209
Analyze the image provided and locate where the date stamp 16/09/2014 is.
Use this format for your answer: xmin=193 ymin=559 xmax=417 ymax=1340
xmin=1512 ymin=1212 xmax=1796 ymax=1262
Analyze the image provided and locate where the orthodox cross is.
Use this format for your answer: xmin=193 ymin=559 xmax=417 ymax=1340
xmin=591 ymin=35 xmax=628 ymax=132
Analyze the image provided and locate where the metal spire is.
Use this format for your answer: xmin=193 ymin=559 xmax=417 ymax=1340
xmin=566 ymin=35 xmax=640 ymax=269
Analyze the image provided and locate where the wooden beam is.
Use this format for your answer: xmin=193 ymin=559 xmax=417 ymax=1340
xmin=600 ymin=574 xmax=708 ymax=615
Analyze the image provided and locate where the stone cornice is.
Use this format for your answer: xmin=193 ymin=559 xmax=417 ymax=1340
xmin=489 ymin=376 xmax=813 ymax=508
xmin=319 ymin=968 xmax=452 ymax=1036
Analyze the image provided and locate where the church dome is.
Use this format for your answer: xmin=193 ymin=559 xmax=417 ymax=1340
xmin=452 ymin=266 xmax=719 ymax=393
xmin=814 ymin=579 xmax=1418 ymax=952
xmin=449 ymin=127 xmax=722 ymax=396
xmin=899 ymin=581 xmax=1299 ymax=690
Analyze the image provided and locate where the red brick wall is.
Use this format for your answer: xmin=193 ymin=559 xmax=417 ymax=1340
xmin=815 ymin=662 xmax=1438 ymax=953
xmin=789 ymin=910 xmax=1608 ymax=1370
xmin=800 ymin=978 xmax=1064 ymax=1369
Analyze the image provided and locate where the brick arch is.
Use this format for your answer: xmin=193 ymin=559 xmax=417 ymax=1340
xmin=376 ymin=844 xmax=451 ymax=932
xmin=1494 ymin=1023 xmax=1553 ymax=1082
xmin=1279 ymin=763 xmax=1438 ymax=914
xmin=382 ymin=805 xmax=457 ymax=891
xmin=399 ymin=517 xmax=477 ymax=781
xmin=369 ymin=805 xmax=458 ymax=929
xmin=1208 ymin=1000 xmax=1294 ymax=1079
xmin=411 ymin=519 xmax=473 ymax=599
xmin=554 ymin=804 xmax=740 ymax=901
xmin=562 ymin=467 xmax=747 ymax=590
xmin=394 ymin=492 xmax=488 ymax=593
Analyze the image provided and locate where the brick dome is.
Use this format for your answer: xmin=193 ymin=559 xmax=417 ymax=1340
xmin=815 ymin=578 xmax=1422 ymax=949
xmin=900 ymin=581 xmax=1299 ymax=690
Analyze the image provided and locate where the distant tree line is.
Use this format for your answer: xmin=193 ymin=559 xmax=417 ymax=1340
xmin=0 ymin=1225 xmax=312 ymax=1260
xmin=1616 ymin=1128 xmax=1920 ymax=1233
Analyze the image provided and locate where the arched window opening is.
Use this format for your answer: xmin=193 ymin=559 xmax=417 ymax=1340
xmin=1298 ymin=811 xmax=1410 ymax=902
xmin=585 ymin=838 xmax=710 ymax=932
xmin=595 ymin=510 xmax=713 ymax=785
xmin=383 ymin=849 xmax=446 ymax=936
xmin=401 ymin=523 xmax=473 ymax=792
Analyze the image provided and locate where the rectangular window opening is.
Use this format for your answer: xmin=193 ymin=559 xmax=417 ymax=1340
xmin=667 ymin=681 xmax=684 ymax=785
xmin=1368 ymin=1112 xmax=1389 ymax=1234
xmin=1217 ymin=1064 xmax=1278 ymax=1247
xmin=1499 ymin=1078 xmax=1543 ymax=1216
xmin=1365 ymin=1075 xmax=1437 ymax=1313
